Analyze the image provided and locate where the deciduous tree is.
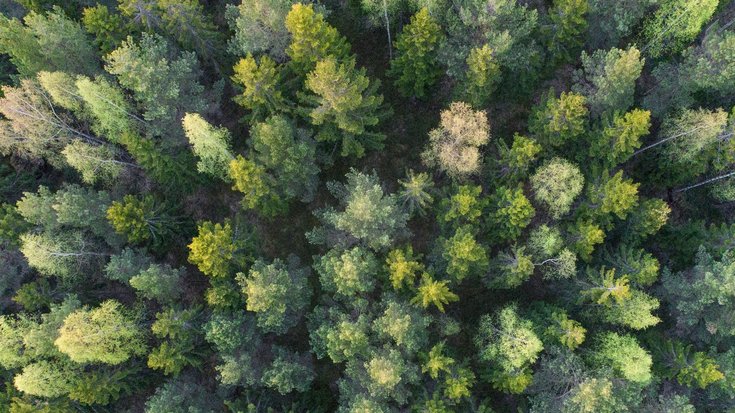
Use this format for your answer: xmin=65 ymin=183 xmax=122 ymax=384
xmin=55 ymin=300 xmax=147 ymax=365
xmin=641 ymin=0 xmax=718 ymax=58
xmin=182 ymin=113 xmax=233 ymax=180
xmin=422 ymin=102 xmax=490 ymax=178
xmin=530 ymin=158 xmax=584 ymax=219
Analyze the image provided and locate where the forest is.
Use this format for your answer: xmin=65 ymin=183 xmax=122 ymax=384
xmin=0 ymin=0 xmax=735 ymax=411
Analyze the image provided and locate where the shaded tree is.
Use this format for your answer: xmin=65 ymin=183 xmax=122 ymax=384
xmin=237 ymin=257 xmax=311 ymax=333
xmin=572 ymin=47 xmax=644 ymax=117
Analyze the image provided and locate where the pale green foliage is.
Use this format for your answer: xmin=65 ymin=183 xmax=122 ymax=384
xmin=573 ymin=47 xmax=644 ymax=116
xmin=117 ymin=0 xmax=219 ymax=60
xmin=182 ymin=113 xmax=233 ymax=180
xmin=388 ymin=8 xmax=444 ymax=98
xmin=657 ymin=108 xmax=730 ymax=184
xmin=226 ymin=0 xmax=296 ymax=61
xmin=562 ymin=378 xmax=618 ymax=413
xmin=0 ymin=8 xmax=99 ymax=78
xmin=599 ymin=289 xmax=661 ymax=330
xmin=411 ymin=273 xmax=459 ymax=312
xmin=55 ymin=300 xmax=146 ymax=365
xmin=105 ymin=248 xmax=152 ymax=282
xmin=527 ymin=225 xmax=563 ymax=260
xmin=20 ymin=231 xmax=104 ymax=279
xmin=0 ymin=79 xmax=85 ymax=165
xmin=37 ymin=71 xmax=84 ymax=113
xmin=592 ymin=332 xmax=652 ymax=383
xmin=476 ymin=305 xmax=543 ymax=371
xmin=310 ymin=170 xmax=408 ymax=250
xmin=439 ymin=0 xmax=541 ymax=88
xmin=144 ymin=378 xmax=218 ymax=413
xmin=17 ymin=184 xmax=112 ymax=239
xmin=529 ymin=91 xmax=588 ymax=148
xmin=443 ymin=225 xmax=489 ymax=281
xmin=487 ymin=186 xmax=535 ymax=241
xmin=423 ymin=102 xmax=490 ymax=178
xmin=687 ymin=29 xmax=735 ymax=96
xmin=360 ymin=0 xmax=403 ymax=26
xmin=16 ymin=297 xmax=81 ymax=362
xmin=476 ymin=305 xmax=542 ymax=393
xmin=62 ymin=141 xmax=126 ymax=185
xmin=75 ymin=75 xmax=136 ymax=140
xmin=587 ymin=0 xmax=656 ymax=48
xmin=129 ymin=264 xmax=183 ymax=303
xmin=250 ymin=115 xmax=319 ymax=202
xmin=358 ymin=347 xmax=419 ymax=402
xmin=238 ymin=258 xmax=310 ymax=333
xmin=105 ymin=33 xmax=207 ymax=142
xmin=642 ymin=0 xmax=718 ymax=58
xmin=303 ymin=57 xmax=385 ymax=157
xmin=541 ymin=249 xmax=578 ymax=280
xmin=285 ymin=3 xmax=351 ymax=73
xmin=0 ymin=315 xmax=32 ymax=369
xmin=310 ymin=307 xmax=370 ymax=363
xmin=530 ymin=158 xmax=584 ymax=219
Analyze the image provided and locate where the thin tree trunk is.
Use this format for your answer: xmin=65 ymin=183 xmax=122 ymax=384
xmin=631 ymin=124 xmax=719 ymax=157
xmin=384 ymin=0 xmax=392 ymax=60
xmin=675 ymin=170 xmax=735 ymax=193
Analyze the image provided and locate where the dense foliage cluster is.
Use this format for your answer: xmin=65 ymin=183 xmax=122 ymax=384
xmin=0 ymin=0 xmax=734 ymax=412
